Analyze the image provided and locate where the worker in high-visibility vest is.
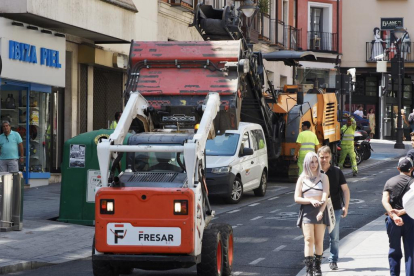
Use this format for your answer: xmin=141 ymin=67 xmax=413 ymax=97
xmin=109 ymin=112 xmax=122 ymax=130
xmin=339 ymin=115 xmax=358 ymax=176
xmin=294 ymin=121 xmax=320 ymax=175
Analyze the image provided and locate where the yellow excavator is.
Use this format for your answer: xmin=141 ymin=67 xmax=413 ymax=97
xmin=268 ymin=85 xmax=341 ymax=181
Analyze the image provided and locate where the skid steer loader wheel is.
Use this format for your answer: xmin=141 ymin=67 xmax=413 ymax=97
xmin=92 ymin=235 xmax=118 ymax=276
xmin=197 ymin=228 xmax=223 ymax=276
xmin=210 ymin=224 xmax=234 ymax=276
xmin=117 ymin=267 xmax=134 ymax=275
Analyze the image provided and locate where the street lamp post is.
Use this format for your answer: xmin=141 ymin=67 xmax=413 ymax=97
xmin=239 ymin=0 xmax=258 ymax=44
xmin=393 ymin=26 xmax=407 ymax=149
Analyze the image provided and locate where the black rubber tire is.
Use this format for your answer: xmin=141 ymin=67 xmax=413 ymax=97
xmin=225 ymin=176 xmax=243 ymax=204
xmin=92 ymin=235 xmax=118 ymax=276
xmin=363 ymin=147 xmax=371 ymax=160
xmin=356 ymin=150 xmax=363 ymax=165
xmin=210 ymin=224 xmax=234 ymax=276
xmin=254 ymin=170 xmax=267 ymax=197
xmin=118 ymin=267 xmax=134 ymax=275
xmin=197 ymin=228 xmax=224 ymax=276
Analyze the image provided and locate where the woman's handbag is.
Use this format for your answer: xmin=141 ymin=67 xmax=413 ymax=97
xmin=327 ymin=197 xmax=336 ymax=233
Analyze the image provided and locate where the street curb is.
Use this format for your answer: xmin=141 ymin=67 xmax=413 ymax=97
xmin=0 ymin=261 xmax=52 ymax=275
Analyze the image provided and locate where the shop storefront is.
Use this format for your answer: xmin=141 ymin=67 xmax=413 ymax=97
xmin=0 ymin=18 xmax=65 ymax=186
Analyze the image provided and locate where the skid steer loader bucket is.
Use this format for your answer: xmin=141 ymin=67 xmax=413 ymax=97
xmin=191 ymin=3 xmax=243 ymax=41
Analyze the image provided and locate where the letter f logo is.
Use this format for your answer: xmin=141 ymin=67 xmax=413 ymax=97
xmin=114 ymin=230 xmax=124 ymax=244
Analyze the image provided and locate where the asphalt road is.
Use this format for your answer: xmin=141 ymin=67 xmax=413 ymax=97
xmin=8 ymin=160 xmax=397 ymax=276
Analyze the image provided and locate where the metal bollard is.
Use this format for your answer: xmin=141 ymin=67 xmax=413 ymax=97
xmin=11 ymin=172 xmax=23 ymax=231
xmin=0 ymin=173 xmax=13 ymax=232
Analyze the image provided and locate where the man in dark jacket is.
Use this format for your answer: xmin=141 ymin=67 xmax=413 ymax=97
xmin=382 ymin=157 xmax=414 ymax=276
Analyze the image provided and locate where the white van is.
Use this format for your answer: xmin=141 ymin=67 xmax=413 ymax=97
xmin=205 ymin=122 xmax=268 ymax=204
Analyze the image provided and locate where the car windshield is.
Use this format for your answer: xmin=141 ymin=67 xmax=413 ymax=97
xmin=206 ymin=133 xmax=240 ymax=156
xmin=133 ymin=144 xmax=184 ymax=173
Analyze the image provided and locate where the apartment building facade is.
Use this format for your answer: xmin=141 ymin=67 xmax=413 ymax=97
xmin=341 ymin=0 xmax=414 ymax=140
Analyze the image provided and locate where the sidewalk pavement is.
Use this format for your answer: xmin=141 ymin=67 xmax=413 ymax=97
xmin=0 ymin=140 xmax=410 ymax=275
xmin=296 ymin=139 xmax=410 ymax=276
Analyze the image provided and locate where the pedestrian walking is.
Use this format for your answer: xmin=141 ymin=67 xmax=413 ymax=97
xmin=382 ymin=157 xmax=414 ymax=276
xmin=0 ymin=121 xmax=24 ymax=172
xmin=318 ymin=146 xmax=350 ymax=271
xmin=295 ymin=152 xmax=329 ymax=276
xmin=408 ymin=109 xmax=414 ymax=133
xmin=367 ymin=108 xmax=376 ymax=139
xmin=339 ymin=115 xmax=358 ymax=176
xmin=109 ymin=111 xmax=122 ymax=130
xmin=294 ymin=121 xmax=320 ymax=175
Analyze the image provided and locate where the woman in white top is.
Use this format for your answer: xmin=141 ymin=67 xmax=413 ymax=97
xmin=295 ymin=152 xmax=330 ymax=276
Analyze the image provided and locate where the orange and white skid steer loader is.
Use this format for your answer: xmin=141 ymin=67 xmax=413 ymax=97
xmin=92 ymin=91 xmax=234 ymax=276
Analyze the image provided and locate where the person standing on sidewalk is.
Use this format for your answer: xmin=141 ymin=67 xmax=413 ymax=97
xmin=0 ymin=121 xmax=24 ymax=172
xmin=339 ymin=115 xmax=358 ymax=176
xmin=318 ymin=146 xmax=350 ymax=271
xmin=408 ymin=109 xmax=414 ymax=133
xmin=295 ymin=152 xmax=329 ymax=276
xmin=382 ymin=157 xmax=414 ymax=276
xmin=294 ymin=121 xmax=320 ymax=175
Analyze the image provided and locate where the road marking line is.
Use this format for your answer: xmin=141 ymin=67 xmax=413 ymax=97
xmin=273 ymin=245 xmax=286 ymax=252
xmin=286 ymin=191 xmax=294 ymax=194
xmin=294 ymin=235 xmax=303 ymax=240
xmin=232 ymin=226 xmax=238 ymax=229
xmin=249 ymin=203 xmax=260 ymax=207
xmin=379 ymin=171 xmax=383 ymax=174
xmin=249 ymin=258 xmax=265 ymax=265
xmin=359 ymin=190 xmax=367 ymax=192
xmin=228 ymin=209 xmax=240 ymax=214
xmin=287 ymin=203 xmax=296 ymax=207
xmin=212 ymin=217 xmax=218 ymax=220
xmin=233 ymin=272 xmax=243 ymax=276
xmin=251 ymin=216 xmax=263 ymax=221
xmin=270 ymin=209 xmax=280 ymax=213
xmin=268 ymin=196 xmax=279 ymax=201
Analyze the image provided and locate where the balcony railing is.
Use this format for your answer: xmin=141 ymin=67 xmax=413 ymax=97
xmin=161 ymin=0 xmax=198 ymax=11
xmin=366 ymin=40 xmax=414 ymax=62
xmin=307 ymin=31 xmax=337 ymax=52
xmin=256 ymin=13 xmax=302 ymax=50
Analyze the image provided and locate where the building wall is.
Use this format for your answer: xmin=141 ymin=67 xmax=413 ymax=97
xmin=297 ymin=0 xmax=341 ymax=53
xmin=101 ymin=0 xmax=158 ymax=54
xmin=341 ymin=0 xmax=413 ymax=68
xmin=157 ymin=2 xmax=202 ymax=41
xmin=4 ymin=0 xmax=136 ymax=42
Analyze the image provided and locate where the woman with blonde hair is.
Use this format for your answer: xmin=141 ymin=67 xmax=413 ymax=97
xmin=295 ymin=152 xmax=330 ymax=276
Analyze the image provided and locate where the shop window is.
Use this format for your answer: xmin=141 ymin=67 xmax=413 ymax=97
xmin=0 ymin=88 xmax=50 ymax=173
xmin=365 ymin=77 xmax=377 ymax=97
xmin=403 ymin=78 xmax=412 ymax=100
xmin=355 ymin=76 xmax=365 ymax=95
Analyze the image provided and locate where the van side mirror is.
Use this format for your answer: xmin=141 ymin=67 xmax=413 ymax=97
xmin=242 ymin=148 xmax=254 ymax=156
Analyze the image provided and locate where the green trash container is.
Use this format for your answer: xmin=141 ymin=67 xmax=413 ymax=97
xmin=58 ymin=129 xmax=130 ymax=226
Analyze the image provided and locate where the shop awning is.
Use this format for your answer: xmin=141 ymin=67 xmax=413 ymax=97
xmin=263 ymin=50 xmax=317 ymax=66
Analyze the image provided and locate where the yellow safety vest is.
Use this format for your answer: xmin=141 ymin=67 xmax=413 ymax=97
xmin=109 ymin=121 xmax=117 ymax=130
xmin=296 ymin=130 xmax=319 ymax=156
xmin=341 ymin=119 xmax=356 ymax=145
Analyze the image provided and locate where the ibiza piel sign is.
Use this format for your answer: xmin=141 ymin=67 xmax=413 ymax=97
xmin=381 ymin=18 xmax=403 ymax=30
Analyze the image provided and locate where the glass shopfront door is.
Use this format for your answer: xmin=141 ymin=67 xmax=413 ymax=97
xmin=0 ymin=80 xmax=51 ymax=183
